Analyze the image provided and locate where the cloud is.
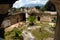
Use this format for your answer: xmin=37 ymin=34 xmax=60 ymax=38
xmin=26 ymin=0 xmax=40 ymax=4
xmin=13 ymin=0 xmax=25 ymax=8
xmin=26 ymin=0 xmax=49 ymax=4
xmin=13 ymin=0 xmax=49 ymax=8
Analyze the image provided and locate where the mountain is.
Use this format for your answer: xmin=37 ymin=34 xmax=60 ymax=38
xmin=22 ymin=4 xmax=44 ymax=7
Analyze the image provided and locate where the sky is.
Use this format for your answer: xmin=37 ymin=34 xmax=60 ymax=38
xmin=13 ymin=0 xmax=49 ymax=8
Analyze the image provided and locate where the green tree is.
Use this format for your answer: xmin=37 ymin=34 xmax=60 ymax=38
xmin=40 ymin=6 xmax=46 ymax=12
xmin=35 ymin=6 xmax=40 ymax=9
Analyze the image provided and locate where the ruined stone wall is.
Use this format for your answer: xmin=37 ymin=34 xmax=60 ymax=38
xmin=1 ymin=13 xmax=25 ymax=28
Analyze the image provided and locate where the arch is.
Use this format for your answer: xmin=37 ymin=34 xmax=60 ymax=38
xmin=50 ymin=0 xmax=60 ymax=40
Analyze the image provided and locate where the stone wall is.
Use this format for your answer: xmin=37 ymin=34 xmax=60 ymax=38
xmin=1 ymin=13 xmax=25 ymax=28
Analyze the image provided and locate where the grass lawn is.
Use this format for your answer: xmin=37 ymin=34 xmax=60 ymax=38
xmin=29 ymin=21 xmax=54 ymax=40
xmin=5 ymin=21 xmax=55 ymax=40
xmin=31 ymin=29 xmax=53 ymax=40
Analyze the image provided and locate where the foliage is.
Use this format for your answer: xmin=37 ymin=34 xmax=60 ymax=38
xmin=5 ymin=27 xmax=23 ymax=40
xmin=28 ymin=16 xmax=36 ymax=26
xmin=40 ymin=6 xmax=46 ymax=12
xmin=28 ymin=16 xmax=36 ymax=23
xmin=11 ymin=27 xmax=22 ymax=37
xmin=44 ymin=1 xmax=56 ymax=11
xmin=35 ymin=6 xmax=40 ymax=9
xmin=12 ymin=8 xmax=16 ymax=11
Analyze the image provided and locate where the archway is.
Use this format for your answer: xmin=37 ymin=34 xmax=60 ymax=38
xmin=0 ymin=0 xmax=60 ymax=40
